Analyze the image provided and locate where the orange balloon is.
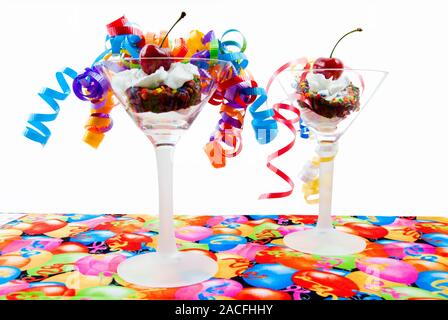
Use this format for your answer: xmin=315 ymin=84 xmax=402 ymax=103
xmin=235 ymin=288 xmax=291 ymax=300
xmin=50 ymin=242 xmax=89 ymax=254
xmin=404 ymin=259 xmax=448 ymax=272
xmin=0 ymin=254 xmax=30 ymax=268
xmin=213 ymin=227 xmax=242 ymax=235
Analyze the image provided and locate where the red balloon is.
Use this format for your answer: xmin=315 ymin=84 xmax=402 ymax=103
xmin=359 ymin=242 xmax=389 ymax=257
xmin=415 ymin=222 xmax=448 ymax=235
xmin=287 ymin=215 xmax=318 ymax=225
xmin=181 ymin=248 xmax=217 ymax=261
xmin=256 ymin=247 xmax=317 ymax=270
xmin=23 ymin=219 xmax=67 ymax=235
xmin=50 ymin=242 xmax=89 ymax=254
xmin=436 ymin=247 xmax=448 ymax=257
xmin=94 ymin=220 xmax=142 ymax=233
xmin=245 ymin=219 xmax=275 ymax=226
xmin=7 ymin=286 xmax=75 ymax=300
xmin=106 ymin=233 xmax=152 ymax=251
xmin=293 ymin=270 xmax=359 ymax=298
xmin=343 ymin=223 xmax=388 ymax=239
xmin=235 ymin=288 xmax=291 ymax=300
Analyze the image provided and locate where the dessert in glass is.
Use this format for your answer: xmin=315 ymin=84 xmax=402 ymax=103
xmin=99 ymin=56 xmax=233 ymax=288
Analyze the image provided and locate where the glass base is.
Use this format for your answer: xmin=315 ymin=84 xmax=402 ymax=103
xmin=283 ymin=228 xmax=366 ymax=256
xmin=117 ymin=251 xmax=218 ymax=288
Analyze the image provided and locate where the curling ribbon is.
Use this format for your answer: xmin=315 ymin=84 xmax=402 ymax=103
xmin=258 ymin=58 xmax=309 ymax=199
xmin=75 ymin=15 xmax=145 ymax=148
xmin=23 ymin=68 xmax=78 ymax=145
xmin=300 ymin=155 xmax=334 ymax=205
xmin=204 ymin=30 xmax=278 ymax=168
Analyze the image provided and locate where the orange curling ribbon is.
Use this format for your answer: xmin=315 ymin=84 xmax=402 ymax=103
xmin=83 ymin=90 xmax=116 ymax=148
xmin=171 ymin=38 xmax=188 ymax=58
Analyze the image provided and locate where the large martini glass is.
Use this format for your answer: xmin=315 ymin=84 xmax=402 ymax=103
xmin=98 ymin=57 xmax=233 ymax=287
xmin=275 ymin=67 xmax=388 ymax=256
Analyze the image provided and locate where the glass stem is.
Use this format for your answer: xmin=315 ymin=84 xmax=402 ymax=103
xmin=316 ymin=141 xmax=338 ymax=230
xmin=155 ymin=145 xmax=178 ymax=255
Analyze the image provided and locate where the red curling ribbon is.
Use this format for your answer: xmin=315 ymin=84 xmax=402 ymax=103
xmin=172 ymin=38 xmax=188 ymax=58
xmin=259 ymin=58 xmax=309 ymax=200
xmin=258 ymin=103 xmax=300 ymax=200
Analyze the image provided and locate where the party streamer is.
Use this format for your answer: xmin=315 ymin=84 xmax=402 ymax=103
xmin=24 ymin=16 xmax=278 ymax=170
xmin=23 ymin=68 xmax=78 ymax=145
xmin=258 ymin=59 xmax=309 ymax=199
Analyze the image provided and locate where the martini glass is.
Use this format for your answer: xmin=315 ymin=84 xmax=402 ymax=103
xmin=274 ymin=67 xmax=388 ymax=256
xmin=98 ymin=57 xmax=233 ymax=287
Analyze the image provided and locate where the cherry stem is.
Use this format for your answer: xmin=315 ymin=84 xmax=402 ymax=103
xmin=329 ymin=28 xmax=363 ymax=58
xmin=159 ymin=11 xmax=186 ymax=48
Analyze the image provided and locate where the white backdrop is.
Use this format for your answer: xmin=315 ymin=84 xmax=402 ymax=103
xmin=1 ymin=0 xmax=447 ymax=216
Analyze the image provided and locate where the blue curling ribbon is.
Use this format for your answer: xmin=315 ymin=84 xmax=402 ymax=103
xmin=299 ymin=118 xmax=309 ymax=139
xmin=242 ymin=86 xmax=278 ymax=144
xmin=23 ymin=67 xmax=78 ymax=146
xmin=204 ymin=28 xmax=278 ymax=145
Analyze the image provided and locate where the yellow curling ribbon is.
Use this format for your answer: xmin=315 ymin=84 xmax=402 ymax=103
xmin=186 ymin=30 xmax=206 ymax=56
xmin=302 ymin=155 xmax=335 ymax=205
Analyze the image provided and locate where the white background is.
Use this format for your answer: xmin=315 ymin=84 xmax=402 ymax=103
xmin=0 ymin=0 xmax=447 ymax=216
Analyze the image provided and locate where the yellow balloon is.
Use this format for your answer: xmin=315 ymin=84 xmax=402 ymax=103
xmin=17 ymin=250 xmax=53 ymax=271
xmin=346 ymin=271 xmax=404 ymax=296
xmin=43 ymin=271 xmax=112 ymax=289
xmin=235 ymin=224 xmax=253 ymax=237
xmin=270 ymin=238 xmax=285 ymax=246
xmin=384 ymin=225 xmax=420 ymax=242
xmin=44 ymin=223 xmax=89 ymax=238
xmin=215 ymin=253 xmax=250 ymax=279
xmin=417 ymin=216 xmax=448 ymax=224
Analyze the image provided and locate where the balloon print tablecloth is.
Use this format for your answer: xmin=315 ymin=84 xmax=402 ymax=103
xmin=0 ymin=213 xmax=447 ymax=300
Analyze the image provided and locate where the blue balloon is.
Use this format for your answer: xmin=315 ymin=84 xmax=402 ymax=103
xmin=29 ymin=282 xmax=66 ymax=288
xmin=416 ymin=271 xmax=448 ymax=297
xmin=21 ymin=235 xmax=53 ymax=240
xmin=66 ymin=214 xmax=100 ymax=222
xmin=69 ymin=230 xmax=115 ymax=244
xmin=375 ymin=239 xmax=400 ymax=244
xmin=199 ymin=234 xmax=247 ymax=252
xmin=356 ymin=216 xmax=396 ymax=226
xmin=249 ymin=215 xmax=279 ymax=220
xmin=242 ymin=263 xmax=296 ymax=290
xmin=422 ymin=233 xmax=448 ymax=247
xmin=0 ymin=266 xmax=21 ymax=284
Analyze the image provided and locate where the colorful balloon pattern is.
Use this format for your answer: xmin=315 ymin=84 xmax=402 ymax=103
xmin=0 ymin=214 xmax=447 ymax=300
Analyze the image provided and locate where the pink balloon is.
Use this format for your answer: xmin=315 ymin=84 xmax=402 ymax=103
xmin=175 ymin=226 xmax=213 ymax=241
xmin=75 ymin=254 xmax=126 ymax=276
xmin=0 ymin=280 xmax=30 ymax=295
xmin=2 ymin=238 xmax=62 ymax=254
xmin=356 ymin=257 xmax=419 ymax=284
xmin=222 ymin=243 xmax=266 ymax=260
xmin=175 ymin=279 xmax=243 ymax=300
xmin=383 ymin=242 xmax=436 ymax=258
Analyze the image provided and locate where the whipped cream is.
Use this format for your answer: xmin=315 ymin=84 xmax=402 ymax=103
xmin=306 ymin=72 xmax=350 ymax=100
xmin=111 ymin=62 xmax=200 ymax=97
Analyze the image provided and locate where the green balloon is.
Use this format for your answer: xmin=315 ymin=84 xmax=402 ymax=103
xmin=178 ymin=242 xmax=209 ymax=250
xmin=75 ymin=286 xmax=136 ymax=300
xmin=249 ymin=223 xmax=281 ymax=241
xmin=311 ymin=254 xmax=356 ymax=270
xmin=27 ymin=253 xmax=89 ymax=276
xmin=380 ymin=286 xmax=445 ymax=300
xmin=334 ymin=217 xmax=371 ymax=225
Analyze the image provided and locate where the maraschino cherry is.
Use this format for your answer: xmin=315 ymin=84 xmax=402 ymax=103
xmin=314 ymin=28 xmax=362 ymax=80
xmin=140 ymin=12 xmax=186 ymax=74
